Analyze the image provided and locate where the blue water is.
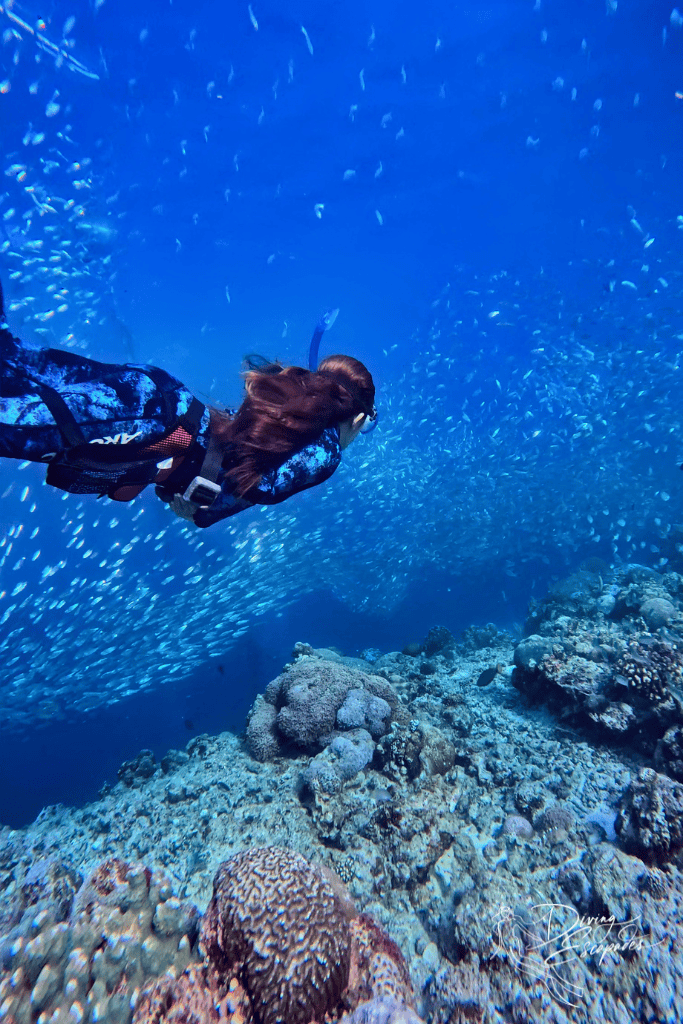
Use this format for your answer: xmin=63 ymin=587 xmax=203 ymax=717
xmin=2 ymin=0 xmax=682 ymax=826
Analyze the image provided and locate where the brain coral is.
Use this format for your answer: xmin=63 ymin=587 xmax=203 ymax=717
xmin=134 ymin=847 xmax=422 ymax=1024
xmin=201 ymin=847 xmax=351 ymax=1024
xmin=0 ymin=847 xmax=422 ymax=1024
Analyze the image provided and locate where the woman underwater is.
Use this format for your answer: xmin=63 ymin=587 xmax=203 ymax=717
xmin=0 ymin=281 xmax=376 ymax=528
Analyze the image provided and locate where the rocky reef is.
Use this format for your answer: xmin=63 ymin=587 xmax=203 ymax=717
xmin=514 ymin=563 xmax=683 ymax=780
xmin=2 ymin=564 xmax=683 ymax=1023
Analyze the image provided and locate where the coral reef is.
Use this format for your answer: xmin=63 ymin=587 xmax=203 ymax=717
xmin=337 ymin=689 xmax=392 ymax=737
xmin=422 ymin=626 xmax=455 ymax=659
xmin=117 ymin=750 xmax=158 ymax=788
xmin=303 ymin=730 xmax=377 ymax=794
xmin=8 ymin=576 xmax=683 ymax=1024
xmin=513 ymin=566 xmax=683 ymax=761
xmin=615 ymin=636 xmax=683 ymax=703
xmin=245 ymin=647 xmax=411 ymax=795
xmin=500 ymin=814 xmax=533 ymax=839
xmin=338 ymin=996 xmax=424 ymax=1024
xmin=534 ymin=803 xmax=574 ymax=834
xmin=375 ymin=722 xmax=456 ymax=782
xmin=456 ymin=623 xmax=513 ymax=655
xmin=656 ymin=724 xmax=683 ymax=780
xmin=0 ymin=848 xmax=421 ymax=1024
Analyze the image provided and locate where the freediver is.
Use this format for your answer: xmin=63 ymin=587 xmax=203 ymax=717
xmin=0 ymin=281 xmax=376 ymax=528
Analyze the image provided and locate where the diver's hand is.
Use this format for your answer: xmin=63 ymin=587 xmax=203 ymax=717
xmin=169 ymin=494 xmax=199 ymax=522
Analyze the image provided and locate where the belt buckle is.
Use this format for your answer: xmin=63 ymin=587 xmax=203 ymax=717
xmin=182 ymin=475 xmax=221 ymax=507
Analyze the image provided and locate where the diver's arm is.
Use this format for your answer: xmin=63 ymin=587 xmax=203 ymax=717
xmin=249 ymin=427 xmax=342 ymax=505
xmin=191 ymin=427 xmax=341 ymax=527
xmin=191 ymin=490 xmax=254 ymax=528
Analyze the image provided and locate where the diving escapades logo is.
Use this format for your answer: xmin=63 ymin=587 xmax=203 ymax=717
xmin=492 ymin=903 xmax=663 ymax=1006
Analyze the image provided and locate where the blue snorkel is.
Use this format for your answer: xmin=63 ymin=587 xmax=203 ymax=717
xmin=308 ymin=308 xmax=339 ymax=371
xmin=309 ymin=308 xmax=379 ymax=434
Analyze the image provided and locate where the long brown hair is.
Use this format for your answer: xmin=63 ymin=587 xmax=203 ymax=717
xmin=210 ymin=354 xmax=375 ymax=498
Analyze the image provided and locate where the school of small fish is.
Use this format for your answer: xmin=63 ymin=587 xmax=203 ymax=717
xmin=1 ymin=1 xmax=683 ymax=733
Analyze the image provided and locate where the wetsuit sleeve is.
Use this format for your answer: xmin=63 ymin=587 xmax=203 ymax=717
xmin=192 ymin=491 xmax=254 ymax=529
xmin=249 ymin=427 xmax=342 ymax=505
xmin=192 ymin=427 xmax=341 ymax=528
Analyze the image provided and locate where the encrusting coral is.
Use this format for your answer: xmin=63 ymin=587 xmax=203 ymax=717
xmin=245 ymin=653 xmax=402 ymax=762
xmin=0 ymin=857 xmax=199 ymax=1024
xmin=616 ymin=767 xmax=683 ymax=860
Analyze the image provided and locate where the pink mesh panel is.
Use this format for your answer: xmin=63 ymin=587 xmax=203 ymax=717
xmin=140 ymin=425 xmax=195 ymax=457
